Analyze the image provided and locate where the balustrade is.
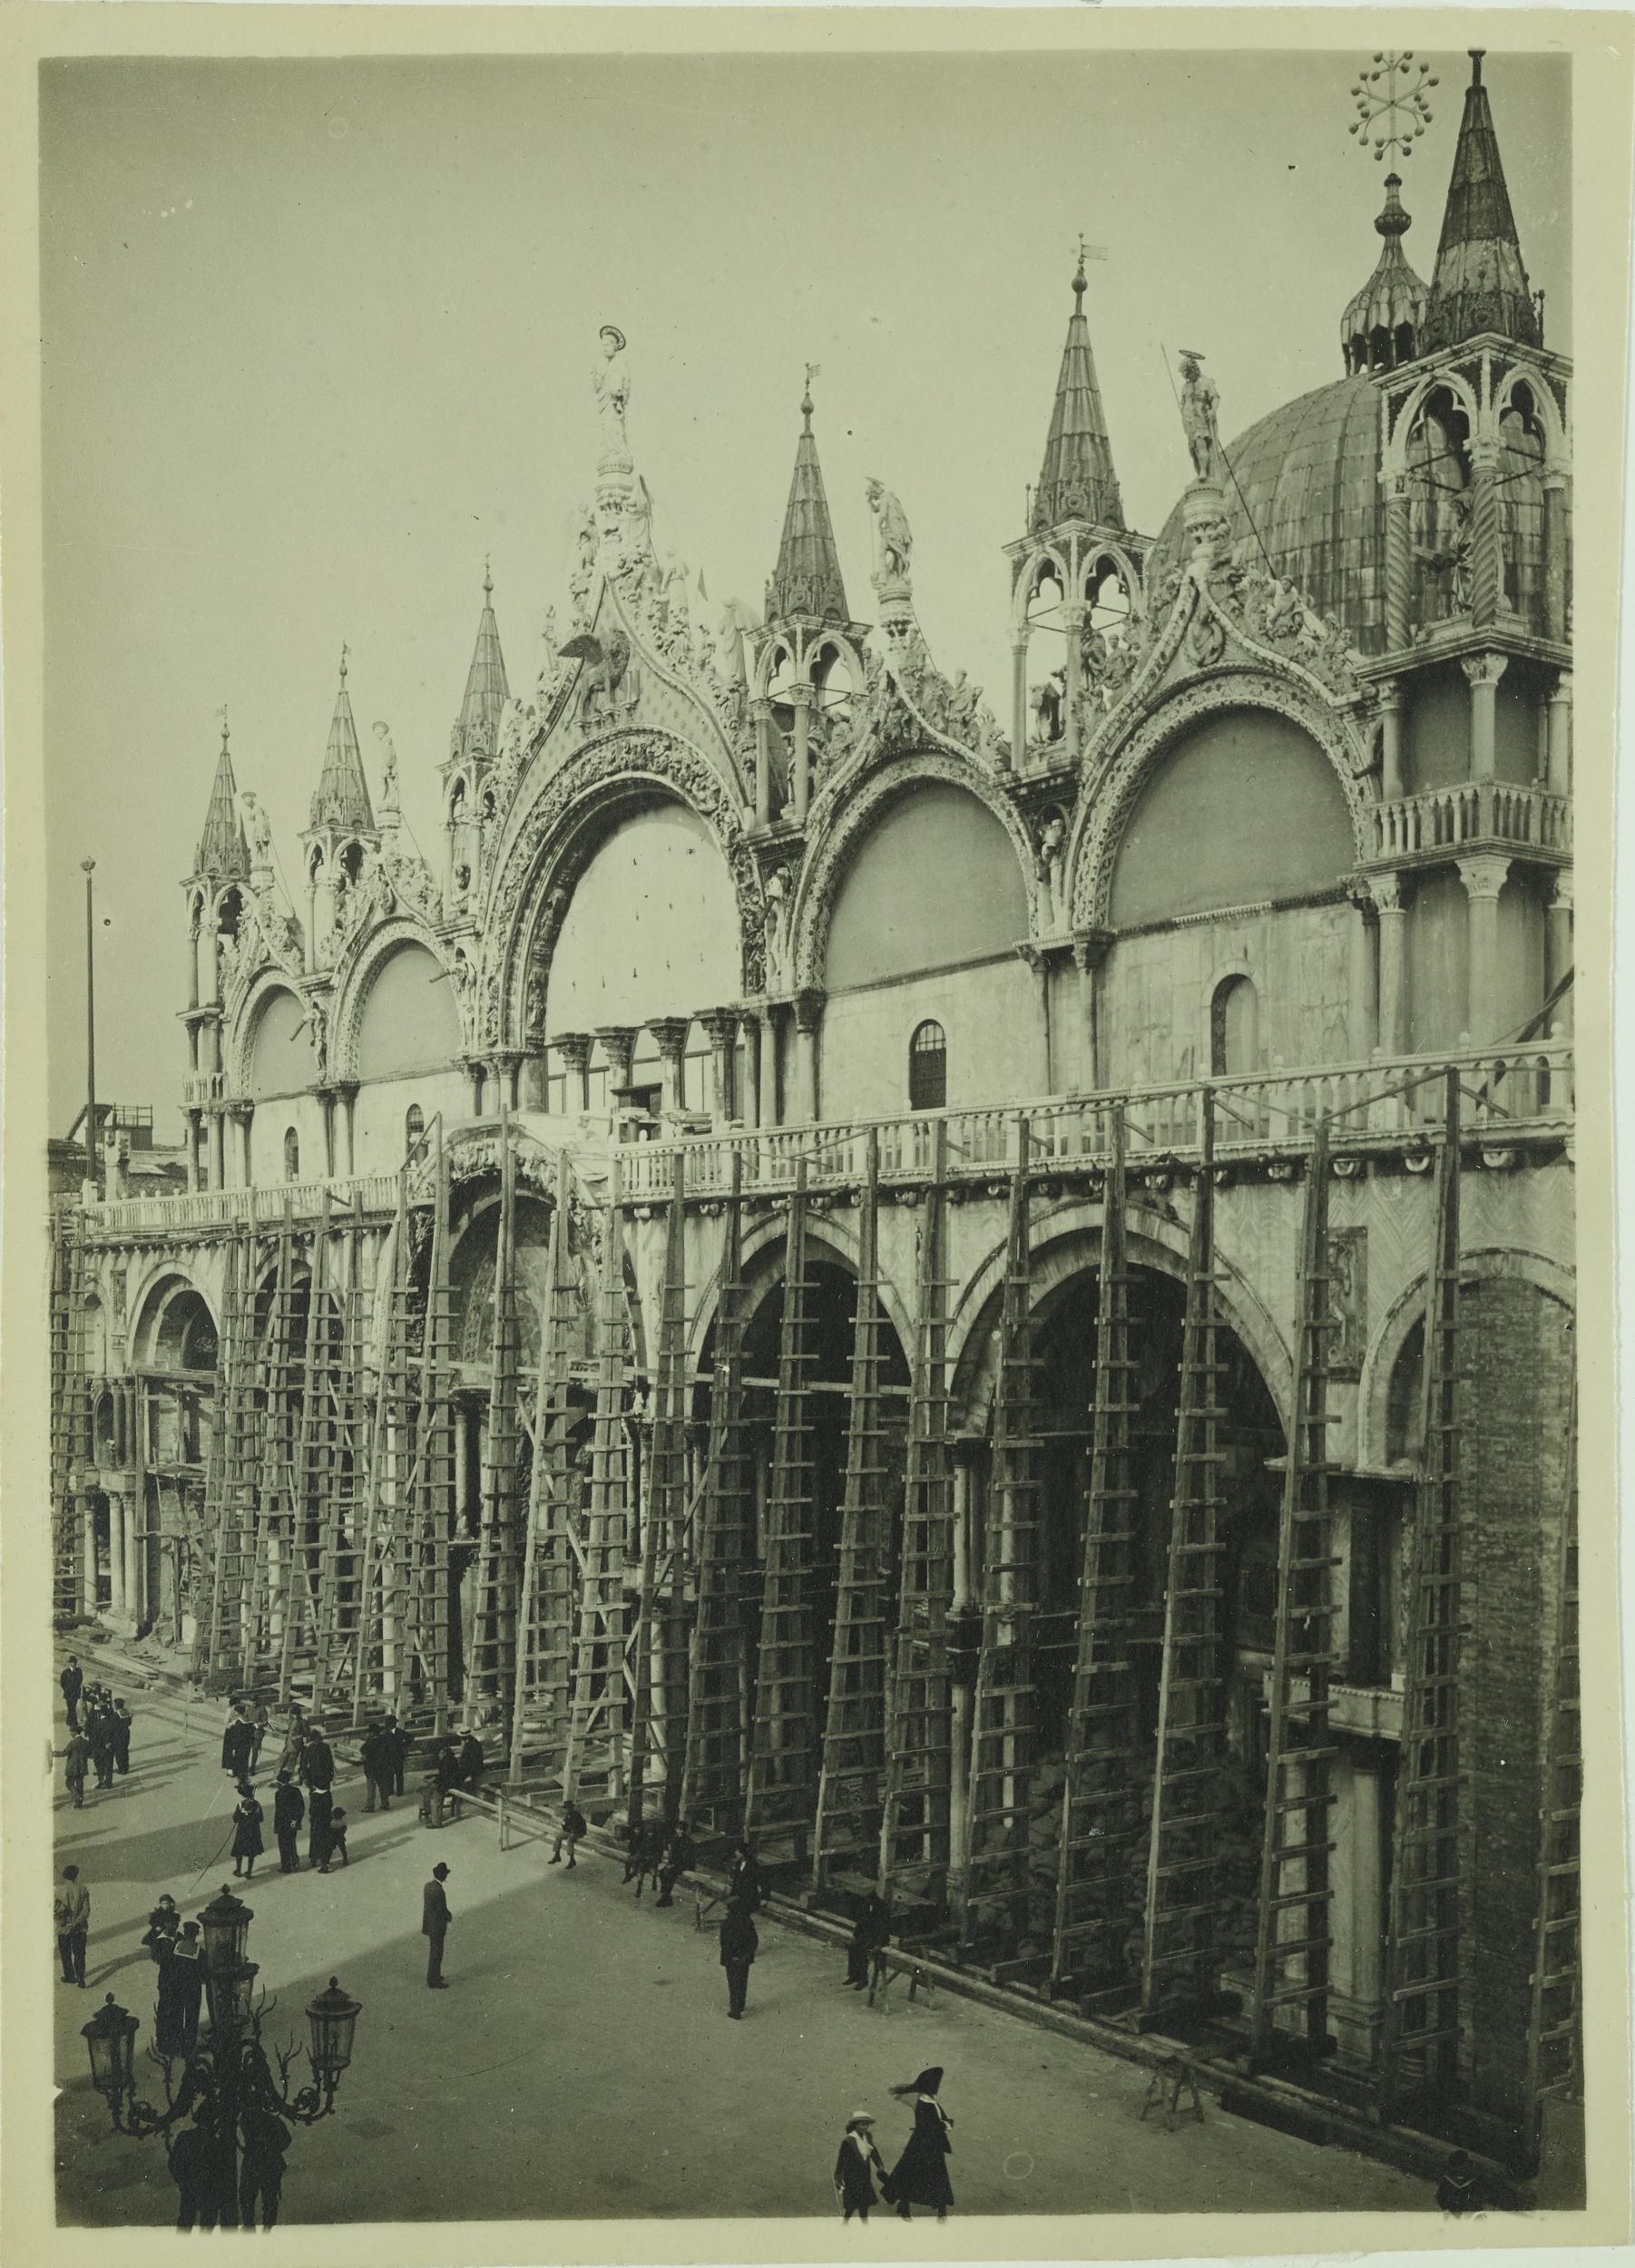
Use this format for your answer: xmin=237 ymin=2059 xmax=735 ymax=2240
xmin=1373 ymin=781 xmax=1572 ymax=859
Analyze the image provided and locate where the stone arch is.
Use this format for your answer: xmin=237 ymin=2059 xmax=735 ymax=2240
xmin=790 ymin=749 xmax=1038 ymax=992
xmin=1011 ymin=543 xmax=1073 ymax=634
xmin=1493 ymin=366 xmax=1568 ymax=468
xmin=230 ymin=973 xmax=313 ymax=1098
xmin=681 ymin=1207 xmax=915 ymax=1377
xmin=1069 ymin=670 xmax=1375 ymax=933
xmin=485 ymin=728 xmax=765 ymax=1054
xmin=1358 ymin=1241 xmax=1575 ymax=1471
xmin=1385 ymin=365 xmax=1483 ymax=476
xmin=946 ymin=1194 xmax=1294 ymax=1432
xmin=329 ymin=917 xmax=465 ymax=1084
xmin=131 ymin=1267 xmax=221 ymax=1373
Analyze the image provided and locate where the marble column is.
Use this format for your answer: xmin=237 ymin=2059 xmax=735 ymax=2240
xmin=1072 ymin=932 xmax=1110 ymax=1093
xmin=1383 ymin=476 xmax=1412 ymax=651
xmin=700 ymin=1010 xmax=739 ymax=1126
xmin=464 ymin=1059 xmax=485 ymax=1119
xmin=1458 ymin=854 xmax=1511 ymax=1045
xmin=80 ymin=1496 xmax=98 ymax=1614
xmin=233 ymin=1107 xmax=254 ymax=1187
xmin=1019 ymin=946 xmax=1051 ymax=1096
xmin=1468 ymin=440 xmax=1503 ymax=631
xmin=651 ymin=1018 xmax=690 ymax=1115
xmin=207 ymin=1109 xmax=226 ymax=1193
xmin=1010 ymin=637 xmax=1030 ymax=770
xmin=107 ymin=1495 xmax=127 ymax=1618
xmin=751 ymin=699 xmax=773 ymax=827
xmin=1062 ymin=601 xmax=1087 ymax=767
xmin=789 ymin=684 xmax=813 ymax=823
xmin=185 ymin=1111 xmax=201 ymax=1194
xmin=125 ymin=1491 xmax=144 ymax=1625
xmin=338 ymin=1086 xmax=358 ymax=1178
xmin=1378 ymin=686 xmax=1405 ymax=802
xmin=1331 ymin=1755 xmax=1386 ymax=2068
xmin=1547 ymin=873 xmax=1573 ymax=1036
xmin=758 ymin=1008 xmax=779 ymax=1129
xmin=1370 ymin=876 xmax=1406 ymax=1057
xmin=1463 ymin=650 xmax=1508 ymax=784
xmin=554 ymin=1032 xmax=594 ymax=1114
xmin=793 ymin=992 xmax=823 ymax=1125
xmin=740 ymin=1013 xmax=762 ymax=1130
xmin=596 ymin=1026 xmax=639 ymax=1104
xmin=1542 ymin=470 xmax=1571 ymax=644
xmin=1547 ymin=671 xmax=1573 ymax=798
xmin=1347 ymin=889 xmax=1377 ymax=1060
xmin=187 ymin=922 xmax=201 ymax=1011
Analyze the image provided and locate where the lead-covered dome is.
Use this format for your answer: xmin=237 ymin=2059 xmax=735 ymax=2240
xmin=1150 ymin=372 xmax=1386 ymax=656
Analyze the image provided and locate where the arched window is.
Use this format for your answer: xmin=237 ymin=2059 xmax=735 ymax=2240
xmin=1210 ymin=976 xmax=1258 ymax=1079
xmin=405 ymin=1102 xmax=426 ymax=1160
xmin=908 ymin=1021 xmax=947 ymax=1111
xmin=282 ymin=1126 xmax=300 ymax=1180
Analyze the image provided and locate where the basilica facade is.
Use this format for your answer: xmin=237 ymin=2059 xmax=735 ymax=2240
xmin=52 ymin=55 xmax=1577 ymax=2177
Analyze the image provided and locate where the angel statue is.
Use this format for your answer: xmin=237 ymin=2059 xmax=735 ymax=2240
xmin=593 ymin=325 xmax=631 ymax=458
xmin=1178 ymin=351 xmax=1221 ymax=485
xmin=371 ymin=720 xmax=401 ymax=817
xmin=239 ymin=788 xmax=273 ymax=867
xmin=865 ymin=478 xmax=914 ymax=586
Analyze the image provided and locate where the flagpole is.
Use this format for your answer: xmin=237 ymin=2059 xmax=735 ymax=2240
xmin=81 ymin=857 xmax=98 ymax=1189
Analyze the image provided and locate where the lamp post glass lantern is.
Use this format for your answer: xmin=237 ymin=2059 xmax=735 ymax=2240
xmin=78 ymin=1890 xmax=361 ymax=2228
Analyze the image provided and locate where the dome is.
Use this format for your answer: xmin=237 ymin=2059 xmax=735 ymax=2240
xmin=1150 ymin=372 xmax=1385 ymax=656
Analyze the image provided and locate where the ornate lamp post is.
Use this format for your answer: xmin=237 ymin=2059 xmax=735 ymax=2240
xmin=80 ymin=1885 xmax=362 ymax=2230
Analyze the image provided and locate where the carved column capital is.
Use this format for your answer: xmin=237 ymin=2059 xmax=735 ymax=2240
xmin=699 ymin=1007 xmax=739 ymax=1046
xmin=1460 ymin=651 xmax=1509 ymax=693
xmin=1551 ymin=669 xmax=1574 ymax=704
xmin=1071 ymin=927 xmax=1113 ymax=975
xmin=1456 ymin=853 xmax=1512 ymax=902
xmin=1366 ymin=874 xmax=1405 ymax=916
xmin=649 ymin=1016 xmax=691 ymax=1066
xmin=793 ymin=987 xmax=825 ymax=1036
xmin=594 ymin=1025 xmax=640 ymax=1085
xmin=551 ymin=1031 xmax=595 ymax=1073
xmin=1550 ymin=871 xmax=1573 ymax=914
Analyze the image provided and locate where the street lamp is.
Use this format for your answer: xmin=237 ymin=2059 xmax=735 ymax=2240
xmin=79 ymin=1886 xmax=362 ymax=2228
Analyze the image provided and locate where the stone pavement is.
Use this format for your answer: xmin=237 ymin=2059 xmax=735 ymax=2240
xmin=53 ymin=1658 xmax=1432 ymax=2228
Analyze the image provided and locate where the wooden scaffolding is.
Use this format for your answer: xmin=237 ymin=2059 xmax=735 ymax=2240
xmin=562 ymin=1156 xmax=631 ymax=1809
xmin=1525 ymin=1362 xmax=1581 ymax=2167
xmin=627 ymin=1154 xmax=693 ymax=1830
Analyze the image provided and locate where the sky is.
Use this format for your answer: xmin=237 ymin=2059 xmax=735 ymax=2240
xmin=40 ymin=47 xmax=1571 ymax=1133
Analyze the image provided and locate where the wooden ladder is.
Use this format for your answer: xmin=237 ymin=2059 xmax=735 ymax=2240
xmin=1052 ymin=1114 xmax=1144 ymax=2008
xmin=467 ymin=1109 xmax=523 ymax=1720
xmin=1525 ymin=1359 xmax=1581 ymax=2165
xmin=1248 ymin=1115 xmax=1340 ymax=2058
xmin=49 ymin=1207 xmax=93 ymax=1618
xmin=563 ymin=1156 xmax=632 ymax=1809
xmin=628 ymin=1153 xmax=693 ymax=1831
xmin=201 ymin=1218 xmax=264 ymax=1686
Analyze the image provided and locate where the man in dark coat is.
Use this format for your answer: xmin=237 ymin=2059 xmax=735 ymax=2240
xmin=626 ymin=1814 xmax=665 ymax=1897
xmin=273 ymin=1774 xmax=305 ymax=1872
xmin=386 ymin=1712 xmax=412 ymax=1797
xmin=87 ymin=1701 xmax=118 ymax=1790
xmin=155 ymin=1922 xmax=205 ymax=2056
xmin=142 ymin=1894 xmax=181 ymax=1964
xmin=455 ymin=1729 xmax=485 ymax=1795
xmin=60 ymin=1655 xmax=83 ymax=1730
xmin=728 ymin=1839 xmax=767 ymax=1911
xmin=300 ymin=1728 xmax=336 ymax=1869
xmin=834 ymin=2113 xmax=888 ymax=2223
xmin=64 ymin=1727 xmax=91 ymax=1808
xmin=434 ymin=1737 xmax=464 ymax=1822
xmin=423 ymin=1862 xmax=452 ymax=1988
xmin=550 ymin=1801 xmax=587 ymax=1867
xmin=221 ymin=1703 xmax=257 ymax=1782
xmin=169 ymin=2107 xmax=226 ymax=2231
xmin=238 ymin=2101 xmax=291 ymax=2230
xmin=847 ymin=1891 xmax=892 ymax=1989
xmin=55 ymin=1864 xmax=90 ymax=1986
xmin=111 ymin=1698 xmax=133 ymax=1775
xmin=884 ymin=2068 xmax=953 ymax=2222
xmin=719 ymin=1895 xmax=758 ymax=2019
xmin=361 ymin=1720 xmax=393 ymax=1813
xmin=656 ymin=1820 xmax=697 ymax=1908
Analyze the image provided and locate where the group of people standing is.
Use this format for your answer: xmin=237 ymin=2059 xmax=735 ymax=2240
xmin=833 ymin=2069 xmax=955 ymax=2224
xmin=59 ymin=1656 xmax=133 ymax=1805
xmin=221 ymin=1701 xmax=362 ymax=1877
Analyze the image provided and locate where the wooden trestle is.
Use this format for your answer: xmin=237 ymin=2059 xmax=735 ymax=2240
xmin=680 ymin=1151 xmax=754 ymax=1834
xmin=879 ymin=1119 xmax=955 ymax=1908
xmin=813 ymin=1132 xmax=891 ymax=1888
xmin=1051 ymin=1113 xmax=1143 ymax=2007
xmin=963 ymin=1121 xmax=1043 ymax=1961
xmin=468 ymin=1107 xmax=521 ymax=1717
xmin=1248 ymin=1113 xmax=1340 ymax=2058
xmin=745 ymin=1159 xmax=820 ymax=1861
xmin=1525 ymin=1361 xmax=1581 ymax=2165
xmin=1141 ymin=1090 xmax=1233 ymax=2024
xmin=1381 ymin=1067 xmax=1464 ymax=2116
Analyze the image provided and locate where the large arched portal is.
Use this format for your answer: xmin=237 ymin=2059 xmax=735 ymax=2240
xmin=131 ymin=1275 xmax=221 ymax=1640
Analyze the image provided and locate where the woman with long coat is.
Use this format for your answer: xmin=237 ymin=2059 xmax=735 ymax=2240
xmin=884 ymin=2067 xmax=953 ymax=2222
xmin=221 ymin=1705 xmax=257 ymax=1782
xmin=230 ymin=1783 xmax=265 ymax=1879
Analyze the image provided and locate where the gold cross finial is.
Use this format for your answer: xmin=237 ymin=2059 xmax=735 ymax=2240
xmin=217 ymin=703 xmax=230 ymax=745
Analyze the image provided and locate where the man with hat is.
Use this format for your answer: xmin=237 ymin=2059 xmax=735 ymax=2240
xmin=54 ymin=1863 xmax=90 ymax=1986
xmin=156 ymin=1921 xmax=205 ymax=2057
xmin=718 ymin=1893 xmax=758 ymax=2019
xmin=60 ymin=1653 xmax=83 ymax=1730
xmin=423 ymin=1862 xmax=453 ymax=1988
xmin=272 ymin=1771 xmax=305 ymax=1873
xmin=834 ymin=2112 xmax=887 ymax=2222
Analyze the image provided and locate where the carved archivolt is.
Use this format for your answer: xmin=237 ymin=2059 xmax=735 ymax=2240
xmin=226 ymin=972 xmax=318 ymax=1095
xmin=788 ymin=746 xmax=1039 ymax=992
xmin=485 ymin=727 xmax=766 ymax=1051
xmin=328 ymin=914 xmax=471 ymax=1083
xmin=1069 ymin=666 xmax=1377 ymax=934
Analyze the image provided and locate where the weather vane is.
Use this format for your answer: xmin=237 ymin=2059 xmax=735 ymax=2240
xmin=1349 ymin=52 xmax=1438 ymax=161
xmin=217 ymin=703 xmax=230 ymax=741
xmin=805 ymin=362 xmax=821 ymax=392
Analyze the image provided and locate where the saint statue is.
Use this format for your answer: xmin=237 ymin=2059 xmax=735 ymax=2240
xmin=1178 ymin=351 xmax=1221 ymax=484
xmin=371 ymin=721 xmax=401 ymax=817
xmin=865 ymin=478 xmax=914 ymax=584
xmin=593 ymin=325 xmax=631 ymax=457
xmin=239 ymin=788 xmax=272 ymax=866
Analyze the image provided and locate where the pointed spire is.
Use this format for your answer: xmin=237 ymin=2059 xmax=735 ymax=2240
xmin=1033 ymin=249 xmax=1125 ymax=533
xmin=309 ymin=647 xmax=375 ymax=833
xmin=1422 ymin=50 xmax=1541 ymax=354
xmin=454 ymin=567 xmax=510 ymax=763
xmin=196 ymin=711 xmax=250 ymax=878
xmin=1340 ymin=173 xmax=1430 ymax=372
xmin=765 ymin=369 xmax=851 ymax=626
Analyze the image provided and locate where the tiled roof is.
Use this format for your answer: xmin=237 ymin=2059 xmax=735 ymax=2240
xmin=1422 ymin=52 xmax=1540 ymax=354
